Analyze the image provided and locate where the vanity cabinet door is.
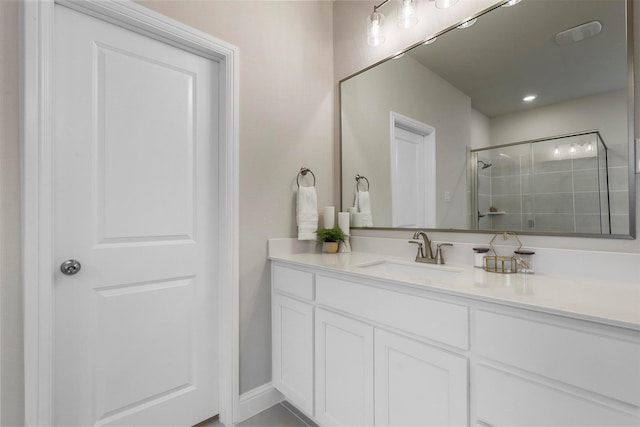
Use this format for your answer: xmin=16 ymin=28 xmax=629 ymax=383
xmin=374 ymin=330 xmax=469 ymax=427
xmin=272 ymin=293 xmax=314 ymax=415
xmin=315 ymin=309 xmax=374 ymax=427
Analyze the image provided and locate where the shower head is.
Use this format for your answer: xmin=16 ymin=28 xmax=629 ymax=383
xmin=478 ymin=160 xmax=493 ymax=170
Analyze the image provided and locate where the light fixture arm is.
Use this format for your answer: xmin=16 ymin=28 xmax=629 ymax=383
xmin=373 ymin=0 xmax=392 ymax=12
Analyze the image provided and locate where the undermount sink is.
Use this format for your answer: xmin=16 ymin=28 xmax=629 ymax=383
xmin=354 ymin=259 xmax=463 ymax=281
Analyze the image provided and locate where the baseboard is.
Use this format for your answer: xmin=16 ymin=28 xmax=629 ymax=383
xmin=235 ymin=382 xmax=284 ymax=424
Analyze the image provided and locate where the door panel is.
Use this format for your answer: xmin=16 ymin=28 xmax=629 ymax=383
xmin=392 ymin=127 xmax=424 ymax=227
xmin=53 ymin=5 xmax=219 ymax=426
xmin=97 ymin=44 xmax=196 ymax=242
xmin=96 ymin=279 xmax=193 ymax=417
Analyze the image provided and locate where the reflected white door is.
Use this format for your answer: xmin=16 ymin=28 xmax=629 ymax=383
xmin=390 ymin=117 xmax=436 ymax=228
xmin=53 ymin=5 xmax=219 ymax=426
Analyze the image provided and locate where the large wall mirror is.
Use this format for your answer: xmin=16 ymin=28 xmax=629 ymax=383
xmin=340 ymin=0 xmax=635 ymax=238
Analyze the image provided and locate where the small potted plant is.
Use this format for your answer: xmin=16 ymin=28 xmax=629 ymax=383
xmin=315 ymin=227 xmax=347 ymax=253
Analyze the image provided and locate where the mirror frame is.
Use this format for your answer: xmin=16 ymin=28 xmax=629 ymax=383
xmin=339 ymin=0 xmax=636 ymax=239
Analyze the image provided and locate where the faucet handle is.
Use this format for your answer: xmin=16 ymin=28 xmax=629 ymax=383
xmin=408 ymin=240 xmax=424 ymax=259
xmin=435 ymin=243 xmax=453 ymax=264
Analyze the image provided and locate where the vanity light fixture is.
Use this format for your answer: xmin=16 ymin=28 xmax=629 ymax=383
xmin=457 ymin=18 xmax=477 ymax=29
xmin=570 ymin=144 xmax=576 ymax=154
xmin=367 ymin=8 xmax=386 ymax=46
xmin=368 ymin=0 xmax=461 ymax=47
xmin=522 ymin=94 xmax=537 ymax=102
xmin=554 ymin=146 xmax=560 ymax=156
xmin=398 ymin=0 xmax=418 ymax=29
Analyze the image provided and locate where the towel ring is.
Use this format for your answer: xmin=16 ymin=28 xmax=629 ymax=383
xmin=297 ymin=167 xmax=316 ymax=187
xmin=355 ymin=174 xmax=369 ymax=191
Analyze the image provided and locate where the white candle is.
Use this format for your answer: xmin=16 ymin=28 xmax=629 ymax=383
xmin=323 ymin=206 xmax=335 ymax=228
xmin=338 ymin=212 xmax=350 ymax=235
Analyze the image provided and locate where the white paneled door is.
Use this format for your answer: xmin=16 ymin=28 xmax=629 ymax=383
xmin=53 ymin=5 xmax=219 ymax=426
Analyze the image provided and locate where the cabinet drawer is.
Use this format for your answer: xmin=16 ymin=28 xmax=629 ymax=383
xmin=475 ymin=365 xmax=639 ymax=426
xmin=475 ymin=310 xmax=640 ymax=406
xmin=316 ymin=275 xmax=468 ymax=349
xmin=272 ymin=264 xmax=314 ymax=300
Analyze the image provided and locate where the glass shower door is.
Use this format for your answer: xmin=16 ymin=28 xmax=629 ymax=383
xmin=471 ymin=131 xmax=610 ymax=234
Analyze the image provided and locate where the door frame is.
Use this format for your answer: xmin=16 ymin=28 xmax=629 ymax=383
xmin=389 ymin=111 xmax=436 ymax=228
xmin=20 ymin=1 xmax=240 ymax=425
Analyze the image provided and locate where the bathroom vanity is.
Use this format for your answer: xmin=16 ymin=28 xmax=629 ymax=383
xmin=270 ymin=246 xmax=640 ymax=426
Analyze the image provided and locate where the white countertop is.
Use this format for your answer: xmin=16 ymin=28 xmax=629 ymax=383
xmin=269 ymin=250 xmax=640 ymax=331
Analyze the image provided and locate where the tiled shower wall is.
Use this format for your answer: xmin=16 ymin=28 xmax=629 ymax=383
xmin=477 ymin=140 xmax=627 ymax=234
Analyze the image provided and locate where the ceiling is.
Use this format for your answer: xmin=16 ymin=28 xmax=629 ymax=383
xmin=407 ymin=0 xmax=627 ymax=117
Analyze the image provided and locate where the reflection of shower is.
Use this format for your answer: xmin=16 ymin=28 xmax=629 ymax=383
xmin=478 ymin=160 xmax=493 ymax=169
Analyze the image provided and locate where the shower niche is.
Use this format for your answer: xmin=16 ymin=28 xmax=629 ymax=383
xmin=470 ymin=131 xmax=615 ymax=234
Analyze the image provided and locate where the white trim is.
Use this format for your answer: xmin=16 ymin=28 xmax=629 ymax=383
xmin=236 ymin=382 xmax=284 ymax=424
xmin=20 ymin=1 xmax=239 ymax=425
xmin=389 ymin=111 xmax=437 ymax=228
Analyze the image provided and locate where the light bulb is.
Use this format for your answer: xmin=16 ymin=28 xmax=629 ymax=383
xmin=587 ymin=143 xmax=593 ymax=152
xmin=457 ymin=18 xmax=477 ymax=29
xmin=570 ymin=144 xmax=576 ymax=153
xmin=554 ymin=146 xmax=559 ymax=156
xmin=367 ymin=10 xmax=386 ymax=46
xmin=397 ymin=0 xmax=418 ymax=29
xmin=501 ymin=0 xmax=521 ymax=7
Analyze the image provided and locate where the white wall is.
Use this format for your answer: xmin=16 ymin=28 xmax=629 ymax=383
xmin=490 ymin=90 xmax=627 ymax=148
xmin=334 ymin=0 xmax=640 ymax=255
xmin=470 ymin=108 xmax=491 ymax=149
xmin=1 ymin=1 xmax=334 ymax=422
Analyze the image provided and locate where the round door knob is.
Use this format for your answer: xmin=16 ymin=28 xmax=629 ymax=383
xmin=60 ymin=259 xmax=81 ymax=275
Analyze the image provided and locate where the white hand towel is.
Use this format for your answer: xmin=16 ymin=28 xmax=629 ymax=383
xmin=297 ymin=186 xmax=318 ymax=240
xmin=357 ymin=190 xmax=374 ymax=227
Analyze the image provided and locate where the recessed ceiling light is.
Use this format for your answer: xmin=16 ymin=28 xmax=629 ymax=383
xmin=523 ymin=94 xmax=537 ymax=102
xmin=457 ymin=18 xmax=477 ymax=29
xmin=501 ymin=0 xmax=521 ymax=7
xmin=423 ymin=37 xmax=437 ymax=45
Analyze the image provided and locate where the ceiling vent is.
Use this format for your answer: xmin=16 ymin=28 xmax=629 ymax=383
xmin=555 ymin=21 xmax=602 ymax=46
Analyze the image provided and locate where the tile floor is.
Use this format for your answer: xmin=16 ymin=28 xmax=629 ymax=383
xmin=195 ymin=402 xmax=315 ymax=427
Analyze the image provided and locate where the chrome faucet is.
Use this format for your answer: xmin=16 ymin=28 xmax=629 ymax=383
xmin=410 ymin=231 xmax=434 ymax=260
xmin=409 ymin=230 xmax=453 ymax=265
